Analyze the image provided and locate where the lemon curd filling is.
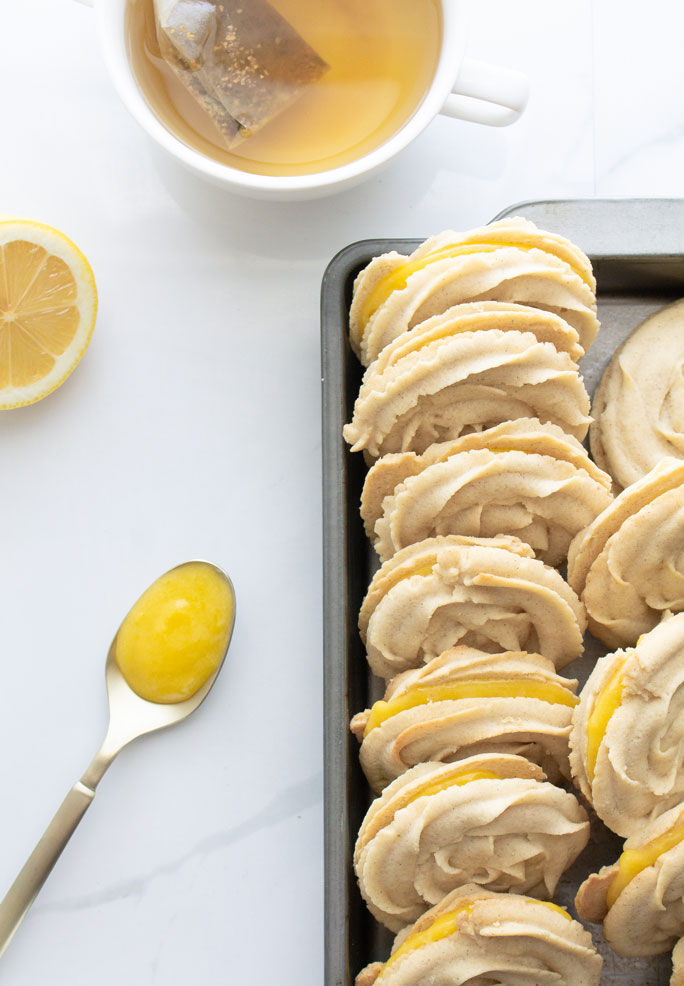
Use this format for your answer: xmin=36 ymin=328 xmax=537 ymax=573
xmin=374 ymin=556 xmax=438 ymax=601
xmin=606 ymin=820 xmax=684 ymax=909
xmin=406 ymin=563 xmax=438 ymax=578
xmin=435 ymin=444 xmax=510 ymax=464
xmin=115 ymin=562 xmax=234 ymax=704
xmin=403 ymin=769 xmax=501 ymax=805
xmin=382 ymin=904 xmax=475 ymax=973
xmin=585 ymin=657 xmax=628 ymax=784
xmin=364 ymin=679 xmax=578 ymax=738
xmin=534 ymin=900 xmax=573 ymax=921
xmin=358 ymin=239 xmax=590 ymax=334
xmin=379 ymin=897 xmax=571 ymax=976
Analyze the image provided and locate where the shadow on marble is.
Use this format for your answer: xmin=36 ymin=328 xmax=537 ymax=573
xmin=146 ymin=125 xmax=511 ymax=262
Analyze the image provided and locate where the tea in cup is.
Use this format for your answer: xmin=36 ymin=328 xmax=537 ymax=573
xmin=94 ymin=0 xmax=529 ymax=198
xmin=128 ymin=0 xmax=443 ymax=178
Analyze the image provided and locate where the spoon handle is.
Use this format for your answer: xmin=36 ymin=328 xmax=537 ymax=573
xmin=0 ymin=781 xmax=95 ymax=957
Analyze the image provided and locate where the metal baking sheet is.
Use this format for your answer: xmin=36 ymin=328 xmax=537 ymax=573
xmin=321 ymin=199 xmax=684 ymax=986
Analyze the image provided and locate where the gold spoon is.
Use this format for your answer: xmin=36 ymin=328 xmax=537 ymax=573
xmin=0 ymin=560 xmax=235 ymax=957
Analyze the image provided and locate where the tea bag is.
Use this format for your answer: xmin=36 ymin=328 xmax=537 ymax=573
xmin=153 ymin=0 xmax=329 ymax=146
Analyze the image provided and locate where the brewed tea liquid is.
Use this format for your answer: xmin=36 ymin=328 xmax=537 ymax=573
xmin=126 ymin=0 xmax=442 ymax=176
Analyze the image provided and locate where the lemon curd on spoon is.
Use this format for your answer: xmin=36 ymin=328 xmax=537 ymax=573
xmin=115 ymin=561 xmax=234 ymax=704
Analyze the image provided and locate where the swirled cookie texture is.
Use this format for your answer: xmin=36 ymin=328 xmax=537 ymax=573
xmin=343 ymin=328 xmax=591 ymax=459
xmin=360 ymin=535 xmax=586 ymax=679
xmin=567 ymin=457 xmax=684 ymax=647
xmin=368 ymin=435 xmax=612 ymax=566
xmin=369 ymin=301 xmax=585 ymax=372
xmin=350 ymin=647 xmax=579 ymax=792
xmin=570 ymin=611 xmax=684 ymax=837
xmin=349 ymin=218 xmax=598 ymax=366
xmin=361 ymin=417 xmax=611 ymax=543
xmin=575 ymin=802 xmax=684 ymax=959
xmin=355 ymin=884 xmax=602 ymax=986
xmin=354 ymin=755 xmax=589 ymax=932
xmin=591 ymin=298 xmax=684 ymax=490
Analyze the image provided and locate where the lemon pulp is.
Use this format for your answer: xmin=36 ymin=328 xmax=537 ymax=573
xmin=115 ymin=562 xmax=233 ymax=704
xmin=0 ymin=220 xmax=97 ymax=408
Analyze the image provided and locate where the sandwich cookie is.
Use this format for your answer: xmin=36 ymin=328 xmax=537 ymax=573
xmin=343 ymin=328 xmax=591 ymax=460
xmin=567 ymin=457 xmax=684 ymax=647
xmin=368 ymin=439 xmax=613 ymax=567
xmin=360 ymin=535 xmax=586 ymax=679
xmin=576 ymin=801 xmax=684 ymax=962
xmin=354 ymin=754 xmax=589 ymax=932
xmin=349 ymin=218 xmax=598 ymax=366
xmin=350 ymin=646 xmax=579 ymax=792
xmin=570 ymin=611 xmax=684 ymax=837
xmin=361 ymin=417 xmax=611 ymax=544
xmin=355 ymin=884 xmax=602 ymax=986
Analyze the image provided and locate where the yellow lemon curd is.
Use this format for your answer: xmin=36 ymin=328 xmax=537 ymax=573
xmin=115 ymin=562 xmax=233 ymax=704
xmin=366 ymin=556 xmax=437 ymax=615
xmin=358 ymin=765 xmax=505 ymax=854
xmin=404 ymin=769 xmax=501 ymax=805
xmin=607 ymin=819 xmax=684 ymax=909
xmin=382 ymin=903 xmax=475 ymax=973
xmin=436 ymin=444 xmax=529 ymax=464
xmin=536 ymin=900 xmax=573 ymax=920
xmin=380 ymin=898 xmax=571 ymax=976
xmin=585 ymin=656 xmax=627 ymax=784
xmin=377 ymin=557 xmax=437 ymax=596
xmin=358 ymin=239 xmax=590 ymax=334
xmin=364 ymin=679 xmax=578 ymax=738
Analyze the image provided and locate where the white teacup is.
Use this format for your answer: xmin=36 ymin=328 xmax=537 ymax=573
xmin=89 ymin=0 xmax=529 ymax=200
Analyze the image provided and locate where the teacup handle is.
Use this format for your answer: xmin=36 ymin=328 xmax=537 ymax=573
xmin=442 ymin=56 xmax=529 ymax=127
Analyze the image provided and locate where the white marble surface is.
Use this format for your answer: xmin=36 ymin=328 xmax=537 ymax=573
xmin=1 ymin=1 xmax=684 ymax=982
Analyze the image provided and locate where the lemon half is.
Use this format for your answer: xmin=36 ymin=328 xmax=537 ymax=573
xmin=0 ymin=220 xmax=97 ymax=409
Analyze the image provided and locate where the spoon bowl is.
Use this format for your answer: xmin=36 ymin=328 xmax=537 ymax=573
xmin=0 ymin=560 xmax=235 ymax=956
xmin=92 ymin=561 xmax=236 ymax=775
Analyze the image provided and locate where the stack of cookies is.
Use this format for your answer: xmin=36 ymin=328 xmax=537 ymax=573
xmin=343 ymin=220 xmax=684 ymax=984
xmin=571 ymin=612 xmax=684 ymax=977
xmin=568 ymin=302 xmax=684 ymax=978
xmin=342 ymin=218 xmax=609 ymax=986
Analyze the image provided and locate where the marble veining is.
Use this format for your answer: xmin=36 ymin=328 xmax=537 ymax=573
xmin=34 ymin=772 xmax=322 ymax=915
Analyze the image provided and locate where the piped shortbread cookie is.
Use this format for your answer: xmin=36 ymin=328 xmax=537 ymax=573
xmin=360 ymin=535 xmax=586 ymax=679
xmin=354 ymin=754 xmax=589 ymax=932
xmin=570 ymin=612 xmax=684 ymax=837
xmin=364 ymin=422 xmax=612 ymax=565
xmin=355 ymin=884 xmax=601 ymax=986
xmin=349 ymin=218 xmax=598 ymax=366
xmin=343 ymin=328 xmax=591 ymax=459
xmin=576 ymin=802 xmax=684 ymax=965
xmin=567 ymin=457 xmax=684 ymax=647
xmin=351 ymin=646 xmax=579 ymax=792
